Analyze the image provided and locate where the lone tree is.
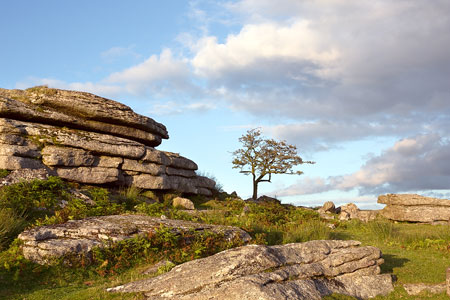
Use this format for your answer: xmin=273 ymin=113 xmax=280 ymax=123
xmin=232 ymin=128 xmax=314 ymax=200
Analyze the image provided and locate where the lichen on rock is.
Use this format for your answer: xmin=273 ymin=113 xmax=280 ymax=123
xmin=0 ymin=87 xmax=216 ymax=196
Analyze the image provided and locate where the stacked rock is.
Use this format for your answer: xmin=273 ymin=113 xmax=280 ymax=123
xmin=0 ymin=86 xmax=215 ymax=195
xmin=378 ymin=193 xmax=450 ymax=224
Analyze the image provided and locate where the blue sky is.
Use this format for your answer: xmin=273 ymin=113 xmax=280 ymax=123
xmin=2 ymin=0 xmax=450 ymax=208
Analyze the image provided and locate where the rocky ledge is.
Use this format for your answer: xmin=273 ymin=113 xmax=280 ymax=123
xmin=108 ymin=240 xmax=393 ymax=299
xmin=0 ymin=86 xmax=215 ymax=195
xmin=18 ymin=214 xmax=251 ymax=264
xmin=378 ymin=194 xmax=450 ymax=224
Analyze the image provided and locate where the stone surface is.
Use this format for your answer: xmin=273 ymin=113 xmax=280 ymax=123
xmin=379 ymin=194 xmax=450 ymax=223
xmin=172 ymin=197 xmax=195 ymax=210
xmin=0 ymin=168 xmax=51 ymax=187
xmin=338 ymin=203 xmax=379 ymax=222
xmin=447 ymin=267 xmax=450 ymax=296
xmin=247 ymin=195 xmax=281 ymax=204
xmin=0 ymin=155 xmax=45 ymax=170
xmin=318 ymin=201 xmax=336 ymax=214
xmin=403 ymin=283 xmax=446 ymax=296
xmin=0 ymin=87 xmax=216 ymax=196
xmin=0 ymin=87 xmax=168 ymax=146
xmin=56 ymin=167 xmax=120 ymax=184
xmin=108 ymin=240 xmax=393 ymax=299
xmin=18 ymin=214 xmax=251 ymax=265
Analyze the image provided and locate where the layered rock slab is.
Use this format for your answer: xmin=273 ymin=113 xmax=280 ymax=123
xmin=0 ymin=86 xmax=215 ymax=195
xmin=108 ymin=240 xmax=393 ymax=300
xmin=18 ymin=215 xmax=251 ymax=265
xmin=378 ymin=194 xmax=450 ymax=223
xmin=0 ymin=86 xmax=168 ymax=146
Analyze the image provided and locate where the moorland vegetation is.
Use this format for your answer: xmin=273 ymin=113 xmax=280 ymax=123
xmin=1 ymin=172 xmax=450 ymax=299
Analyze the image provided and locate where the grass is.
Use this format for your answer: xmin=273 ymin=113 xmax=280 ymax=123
xmin=0 ymin=169 xmax=10 ymax=178
xmin=1 ymin=178 xmax=450 ymax=299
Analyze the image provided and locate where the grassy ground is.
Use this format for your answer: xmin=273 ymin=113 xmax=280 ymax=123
xmin=1 ymin=178 xmax=450 ymax=299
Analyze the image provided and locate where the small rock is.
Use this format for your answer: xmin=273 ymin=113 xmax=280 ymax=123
xmin=246 ymin=195 xmax=281 ymax=205
xmin=172 ymin=197 xmax=195 ymax=210
xmin=319 ymin=201 xmax=336 ymax=214
xmin=403 ymin=283 xmax=446 ymax=296
xmin=160 ymin=215 xmax=167 ymax=220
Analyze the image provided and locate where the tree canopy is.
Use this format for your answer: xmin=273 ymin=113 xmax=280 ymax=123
xmin=232 ymin=128 xmax=314 ymax=200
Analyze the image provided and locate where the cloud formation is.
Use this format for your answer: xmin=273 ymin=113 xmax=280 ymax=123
xmin=275 ymin=134 xmax=450 ymax=196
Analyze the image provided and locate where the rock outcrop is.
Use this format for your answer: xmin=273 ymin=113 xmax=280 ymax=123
xmin=338 ymin=203 xmax=379 ymax=222
xmin=0 ymin=86 xmax=215 ymax=195
xmin=108 ymin=240 xmax=393 ymax=299
xmin=18 ymin=214 xmax=251 ymax=264
xmin=378 ymin=194 xmax=450 ymax=223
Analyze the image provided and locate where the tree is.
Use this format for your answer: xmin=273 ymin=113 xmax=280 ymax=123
xmin=232 ymin=128 xmax=314 ymax=200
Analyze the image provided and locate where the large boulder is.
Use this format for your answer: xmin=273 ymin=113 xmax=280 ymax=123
xmin=338 ymin=203 xmax=379 ymax=222
xmin=18 ymin=215 xmax=251 ymax=265
xmin=0 ymin=86 xmax=168 ymax=146
xmin=108 ymin=240 xmax=394 ymax=299
xmin=378 ymin=194 xmax=450 ymax=223
xmin=0 ymin=87 xmax=215 ymax=196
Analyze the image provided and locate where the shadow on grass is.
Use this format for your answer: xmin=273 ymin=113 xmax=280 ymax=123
xmin=381 ymin=253 xmax=409 ymax=274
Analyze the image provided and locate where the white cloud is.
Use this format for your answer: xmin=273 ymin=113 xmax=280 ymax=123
xmin=275 ymin=134 xmax=450 ymax=196
xmin=150 ymin=100 xmax=217 ymax=116
xmin=192 ymin=21 xmax=339 ymax=78
xmin=106 ymin=49 xmax=196 ymax=96
xmin=100 ymin=45 xmax=142 ymax=63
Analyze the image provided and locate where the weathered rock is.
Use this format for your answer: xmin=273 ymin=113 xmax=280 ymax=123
xmin=403 ymin=283 xmax=446 ymax=296
xmin=108 ymin=240 xmax=393 ymax=299
xmin=172 ymin=197 xmax=195 ymax=210
xmin=318 ymin=201 xmax=336 ymax=220
xmin=247 ymin=195 xmax=281 ymax=204
xmin=122 ymin=159 xmax=165 ymax=175
xmin=166 ymin=167 xmax=196 ymax=178
xmin=379 ymin=194 xmax=450 ymax=223
xmin=0 ymin=155 xmax=45 ymax=170
xmin=338 ymin=203 xmax=379 ymax=222
xmin=447 ymin=267 xmax=450 ymax=296
xmin=0 ymin=168 xmax=51 ymax=187
xmin=18 ymin=215 xmax=251 ymax=264
xmin=0 ymin=87 xmax=215 ymax=195
xmin=0 ymin=144 xmax=41 ymax=158
xmin=0 ymin=118 xmax=146 ymax=159
xmin=42 ymin=145 xmax=95 ymax=167
xmin=56 ymin=167 xmax=120 ymax=184
xmin=0 ymin=87 xmax=168 ymax=145
xmin=165 ymin=151 xmax=198 ymax=170
xmin=319 ymin=201 xmax=335 ymax=213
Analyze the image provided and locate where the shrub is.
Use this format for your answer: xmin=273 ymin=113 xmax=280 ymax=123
xmin=83 ymin=226 xmax=245 ymax=276
xmin=0 ymin=169 xmax=10 ymax=178
xmin=0 ymin=176 xmax=68 ymax=220
xmin=0 ymin=209 xmax=27 ymax=250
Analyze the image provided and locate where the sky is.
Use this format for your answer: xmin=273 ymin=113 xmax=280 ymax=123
xmin=1 ymin=0 xmax=450 ymax=209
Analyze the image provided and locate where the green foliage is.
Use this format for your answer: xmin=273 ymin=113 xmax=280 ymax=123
xmin=0 ymin=209 xmax=27 ymax=250
xmin=0 ymin=176 xmax=68 ymax=220
xmin=156 ymin=261 xmax=175 ymax=275
xmin=134 ymin=202 xmax=192 ymax=221
xmin=79 ymin=226 xmax=244 ymax=277
xmin=0 ymin=169 xmax=10 ymax=178
xmin=35 ymin=189 xmax=126 ymax=227
xmin=232 ymin=128 xmax=314 ymax=199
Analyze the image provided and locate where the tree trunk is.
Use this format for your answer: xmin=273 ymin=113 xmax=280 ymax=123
xmin=252 ymin=177 xmax=258 ymax=200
